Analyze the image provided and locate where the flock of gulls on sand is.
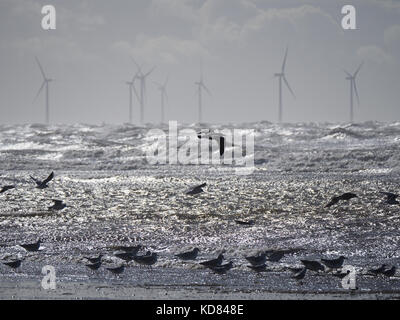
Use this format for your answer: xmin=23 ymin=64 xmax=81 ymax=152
xmin=0 ymin=172 xmax=399 ymax=285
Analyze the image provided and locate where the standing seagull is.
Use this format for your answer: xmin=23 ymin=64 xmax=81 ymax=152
xmin=321 ymin=256 xmax=346 ymax=269
xmin=19 ymin=239 xmax=41 ymax=252
xmin=48 ymin=199 xmax=66 ymax=211
xmin=133 ymin=252 xmax=158 ymax=266
xmin=274 ymin=47 xmax=295 ymax=123
xmin=245 ymin=253 xmax=267 ymax=266
xmin=2 ymin=259 xmax=23 ymax=270
xmin=33 ymin=57 xmax=53 ymax=124
xmin=325 ymin=192 xmax=357 ymax=208
xmin=291 ymin=267 xmax=307 ymax=281
xmin=154 ymin=75 xmax=169 ymax=123
xmin=0 ymin=185 xmax=15 ymax=194
xmin=30 ymin=171 xmax=54 ymax=189
xmin=200 ymin=253 xmax=224 ymax=268
xmin=175 ymin=248 xmax=200 ymax=261
xmin=344 ymin=62 xmax=363 ymax=123
xmin=301 ymin=259 xmax=325 ymax=272
xmin=381 ymin=192 xmax=399 ymax=205
xmin=131 ymin=58 xmax=155 ymax=124
xmin=186 ymin=183 xmax=207 ymax=195
xmin=209 ymin=261 xmax=233 ymax=275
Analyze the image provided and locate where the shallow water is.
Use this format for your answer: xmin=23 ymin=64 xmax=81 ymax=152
xmin=0 ymin=122 xmax=399 ymax=295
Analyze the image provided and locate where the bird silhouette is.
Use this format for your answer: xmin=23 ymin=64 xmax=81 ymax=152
xmin=325 ymin=193 xmax=357 ymax=208
xmin=245 ymin=253 xmax=267 ymax=266
xmin=134 ymin=252 xmax=158 ymax=266
xmin=368 ymin=264 xmax=387 ymax=276
xmin=0 ymin=185 xmax=15 ymax=194
xmin=200 ymin=253 xmax=224 ymax=268
xmin=321 ymin=256 xmax=346 ymax=269
xmin=301 ymin=259 xmax=325 ymax=272
xmin=209 ymin=261 xmax=233 ymax=274
xmin=19 ymin=239 xmax=41 ymax=252
xmin=48 ymin=199 xmax=66 ymax=211
xmin=2 ymin=259 xmax=22 ymax=269
xmin=84 ymin=254 xmax=103 ymax=264
xmin=247 ymin=264 xmax=269 ymax=273
xmin=382 ymin=266 xmax=396 ymax=277
xmin=30 ymin=171 xmax=54 ymax=189
xmin=186 ymin=183 xmax=207 ymax=195
xmin=86 ymin=261 xmax=102 ymax=271
xmin=292 ymin=267 xmax=307 ymax=280
xmin=381 ymin=192 xmax=399 ymax=205
xmin=267 ymin=251 xmax=285 ymax=262
xmin=175 ymin=248 xmax=200 ymax=260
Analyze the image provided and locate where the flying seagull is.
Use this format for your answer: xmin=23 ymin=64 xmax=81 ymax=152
xmin=321 ymin=256 xmax=346 ymax=269
xmin=235 ymin=220 xmax=255 ymax=226
xmin=175 ymin=248 xmax=200 ymax=261
xmin=200 ymin=253 xmax=224 ymax=268
xmin=186 ymin=183 xmax=207 ymax=195
xmin=197 ymin=131 xmax=225 ymax=156
xmin=381 ymin=192 xmax=399 ymax=205
xmin=48 ymin=199 xmax=66 ymax=211
xmin=19 ymin=239 xmax=41 ymax=252
xmin=0 ymin=185 xmax=15 ymax=194
xmin=325 ymin=193 xmax=357 ymax=208
xmin=30 ymin=171 xmax=54 ymax=189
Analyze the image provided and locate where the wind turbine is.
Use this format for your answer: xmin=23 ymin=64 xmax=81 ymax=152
xmin=34 ymin=57 xmax=53 ymax=124
xmin=195 ymin=70 xmax=211 ymax=123
xmin=344 ymin=62 xmax=363 ymax=123
xmin=125 ymin=71 xmax=140 ymax=124
xmin=274 ymin=47 xmax=295 ymax=123
xmin=131 ymin=58 xmax=155 ymax=124
xmin=153 ymin=75 xmax=169 ymax=124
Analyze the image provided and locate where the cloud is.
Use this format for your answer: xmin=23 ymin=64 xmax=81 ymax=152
xmin=357 ymin=45 xmax=394 ymax=64
xmin=111 ymin=35 xmax=210 ymax=65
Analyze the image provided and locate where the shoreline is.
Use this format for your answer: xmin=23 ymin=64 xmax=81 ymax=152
xmin=1 ymin=280 xmax=400 ymax=300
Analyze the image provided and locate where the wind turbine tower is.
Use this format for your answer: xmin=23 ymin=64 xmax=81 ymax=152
xmin=274 ymin=47 xmax=295 ymax=123
xmin=344 ymin=62 xmax=363 ymax=123
xmin=195 ymin=70 xmax=211 ymax=123
xmin=132 ymin=58 xmax=155 ymax=124
xmin=34 ymin=57 xmax=53 ymax=124
xmin=154 ymin=76 xmax=169 ymax=123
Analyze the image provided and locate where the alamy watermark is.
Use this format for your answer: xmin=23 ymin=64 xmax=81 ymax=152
xmin=145 ymin=121 xmax=255 ymax=175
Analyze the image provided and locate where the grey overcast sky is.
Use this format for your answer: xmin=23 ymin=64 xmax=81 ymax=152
xmin=0 ymin=0 xmax=399 ymax=124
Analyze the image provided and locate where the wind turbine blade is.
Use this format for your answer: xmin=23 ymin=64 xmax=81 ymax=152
xmin=144 ymin=66 xmax=156 ymax=78
xmin=354 ymin=61 xmax=364 ymax=78
xmin=33 ymin=81 xmax=46 ymax=102
xmin=283 ymin=76 xmax=295 ymax=98
xmin=131 ymin=57 xmax=143 ymax=75
xmin=132 ymin=83 xmax=140 ymax=101
xmin=164 ymin=90 xmax=168 ymax=102
xmin=353 ymin=80 xmax=360 ymax=105
xmin=281 ymin=47 xmax=288 ymax=73
xmin=35 ymin=57 xmax=46 ymax=79
xmin=202 ymin=83 xmax=212 ymax=96
xmin=164 ymin=74 xmax=169 ymax=87
xmin=343 ymin=69 xmax=352 ymax=77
